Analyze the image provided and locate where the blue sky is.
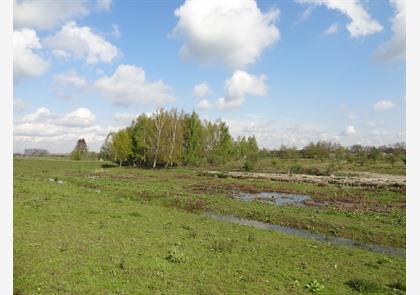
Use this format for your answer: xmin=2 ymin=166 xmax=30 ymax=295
xmin=13 ymin=0 xmax=405 ymax=153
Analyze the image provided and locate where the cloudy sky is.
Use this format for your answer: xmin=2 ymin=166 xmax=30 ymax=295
xmin=13 ymin=0 xmax=405 ymax=153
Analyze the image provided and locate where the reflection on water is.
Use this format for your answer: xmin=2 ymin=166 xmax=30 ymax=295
xmin=204 ymin=212 xmax=405 ymax=257
xmin=234 ymin=191 xmax=311 ymax=206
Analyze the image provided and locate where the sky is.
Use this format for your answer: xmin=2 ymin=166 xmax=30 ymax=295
xmin=13 ymin=0 xmax=406 ymax=153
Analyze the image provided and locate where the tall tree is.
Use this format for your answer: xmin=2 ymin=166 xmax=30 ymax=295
xmin=150 ymin=109 xmax=168 ymax=168
xmin=182 ymin=111 xmax=204 ymax=165
xmin=70 ymin=138 xmax=88 ymax=160
xmin=111 ymin=129 xmax=132 ymax=167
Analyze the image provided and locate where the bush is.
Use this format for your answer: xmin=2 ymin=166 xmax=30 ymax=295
xmin=210 ymin=238 xmax=234 ymax=253
xmin=166 ymin=245 xmax=186 ymax=263
xmin=305 ymin=280 xmax=325 ymax=293
xmin=243 ymin=160 xmax=255 ymax=171
xmin=345 ymin=278 xmax=382 ymax=293
xmin=388 ymin=280 xmax=405 ymax=291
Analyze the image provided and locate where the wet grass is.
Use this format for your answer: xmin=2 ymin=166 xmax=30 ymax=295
xmin=14 ymin=158 xmax=405 ymax=294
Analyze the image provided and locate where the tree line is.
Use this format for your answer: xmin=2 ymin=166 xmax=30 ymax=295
xmin=98 ymin=108 xmax=259 ymax=168
xmin=67 ymin=108 xmax=405 ymax=170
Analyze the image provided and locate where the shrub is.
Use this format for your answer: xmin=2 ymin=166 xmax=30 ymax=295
xmin=210 ymin=238 xmax=234 ymax=253
xmin=305 ymin=280 xmax=325 ymax=293
xmin=243 ymin=160 xmax=255 ymax=171
xmin=166 ymin=245 xmax=186 ymax=263
xmin=345 ymin=278 xmax=382 ymax=293
xmin=388 ymin=280 xmax=405 ymax=291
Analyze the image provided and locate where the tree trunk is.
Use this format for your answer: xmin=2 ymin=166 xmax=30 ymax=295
xmin=120 ymin=159 xmax=122 ymax=167
xmin=165 ymin=119 xmax=177 ymax=168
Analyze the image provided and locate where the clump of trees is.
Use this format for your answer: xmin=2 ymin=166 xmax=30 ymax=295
xmin=100 ymin=108 xmax=258 ymax=168
xmin=70 ymin=138 xmax=97 ymax=161
xmin=24 ymin=148 xmax=49 ymax=157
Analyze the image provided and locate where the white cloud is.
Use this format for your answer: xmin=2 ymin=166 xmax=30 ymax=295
xmin=113 ymin=112 xmax=137 ymax=123
xmin=20 ymin=106 xmax=95 ymax=127
xmin=94 ymin=64 xmax=175 ymax=106
xmin=13 ymin=29 xmax=49 ymax=82
xmin=96 ymin=0 xmax=112 ymax=11
xmin=295 ymin=6 xmax=314 ymax=24
xmin=56 ymin=108 xmax=96 ymax=127
xmin=52 ymin=71 xmax=88 ymax=100
xmin=322 ymin=23 xmax=340 ymax=35
xmin=44 ymin=21 xmax=119 ymax=64
xmin=226 ymin=118 xmax=338 ymax=148
xmin=296 ymin=0 xmax=383 ymax=37
xmin=14 ymin=98 xmax=28 ymax=112
xmin=172 ymin=0 xmax=280 ymax=68
xmin=193 ymin=82 xmax=212 ymax=97
xmin=14 ymin=107 xmax=109 ymax=153
xmin=21 ymin=107 xmax=51 ymax=123
xmin=111 ymin=24 xmax=121 ymax=38
xmin=342 ymin=125 xmax=356 ymax=136
xmin=196 ymin=99 xmax=213 ymax=110
xmin=373 ymin=100 xmax=396 ymax=111
xmin=14 ymin=0 xmax=89 ymax=30
xmin=217 ymin=70 xmax=267 ymax=110
xmin=373 ymin=0 xmax=405 ymax=63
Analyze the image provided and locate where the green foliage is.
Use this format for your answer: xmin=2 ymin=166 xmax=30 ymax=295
xmin=345 ymin=278 xmax=382 ymax=292
xmin=166 ymin=244 xmax=186 ymax=263
xmin=388 ymin=280 xmax=406 ymax=291
xmin=183 ymin=111 xmax=204 ymax=166
xmin=70 ymin=138 xmax=88 ymax=160
xmin=111 ymin=129 xmax=132 ymax=166
xmin=305 ymin=280 xmax=325 ymax=293
xmin=14 ymin=159 xmax=406 ymax=294
xmin=209 ymin=238 xmax=234 ymax=253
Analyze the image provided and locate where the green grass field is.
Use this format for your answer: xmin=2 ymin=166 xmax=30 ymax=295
xmin=14 ymin=158 xmax=405 ymax=294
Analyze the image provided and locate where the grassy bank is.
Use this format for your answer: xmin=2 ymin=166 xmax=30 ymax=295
xmin=14 ymin=158 xmax=405 ymax=294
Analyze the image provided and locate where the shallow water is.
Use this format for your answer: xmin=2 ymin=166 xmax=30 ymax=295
xmin=234 ymin=191 xmax=311 ymax=206
xmin=204 ymin=212 xmax=405 ymax=257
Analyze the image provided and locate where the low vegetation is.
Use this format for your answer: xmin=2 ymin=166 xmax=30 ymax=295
xmin=14 ymin=158 xmax=405 ymax=294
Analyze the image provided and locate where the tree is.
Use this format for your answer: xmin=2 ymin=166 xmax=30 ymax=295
xmin=70 ymin=138 xmax=88 ymax=160
xmin=99 ymin=132 xmax=114 ymax=160
xmin=111 ymin=129 xmax=132 ymax=167
xmin=182 ymin=111 xmax=204 ymax=166
xmin=150 ymin=109 xmax=168 ymax=168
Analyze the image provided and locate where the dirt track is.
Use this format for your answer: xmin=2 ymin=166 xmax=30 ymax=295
xmin=204 ymin=170 xmax=406 ymax=189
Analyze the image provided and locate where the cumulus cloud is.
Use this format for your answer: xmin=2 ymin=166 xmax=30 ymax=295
xmin=196 ymin=99 xmax=213 ymax=110
xmin=96 ymin=0 xmax=112 ymax=11
xmin=43 ymin=21 xmax=119 ymax=64
xmin=113 ymin=112 xmax=137 ymax=123
xmin=296 ymin=0 xmax=382 ymax=37
xmin=322 ymin=23 xmax=340 ymax=35
xmin=226 ymin=118 xmax=338 ymax=148
xmin=172 ymin=0 xmax=280 ymax=69
xmin=373 ymin=0 xmax=405 ymax=63
xmin=14 ymin=107 xmax=112 ymax=153
xmin=14 ymin=98 xmax=28 ymax=112
xmin=56 ymin=108 xmax=96 ymax=127
xmin=342 ymin=125 xmax=356 ymax=136
xmin=13 ymin=29 xmax=49 ymax=82
xmin=373 ymin=100 xmax=396 ymax=111
xmin=14 ymin=0 xmax=89 ymax=30
xmin=52 ymin=70 xmax=88 ymax=99
xmin=193 ymin=82 xmax=212 ymax=97
xmin=20 ymin=106 xmax=95 ymax=127
xmin=94 ymin=64 xmax=175 ymax=106
xmin=217 ymin=70 xmax=267 ymax=110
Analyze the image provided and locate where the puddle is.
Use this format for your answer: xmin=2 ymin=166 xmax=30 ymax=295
xmin=233 ymin=191 xmax=311 ymax=206
xmin=204 ymin=213 xmax=405 ymax=257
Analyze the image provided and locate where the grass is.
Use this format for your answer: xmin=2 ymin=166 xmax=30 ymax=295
xmin=14 ymin=158 xmax=405 ymax=294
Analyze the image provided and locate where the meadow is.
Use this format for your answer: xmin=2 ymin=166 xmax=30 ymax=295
xmin=14 ymin=158 xmax=405 ymax=294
